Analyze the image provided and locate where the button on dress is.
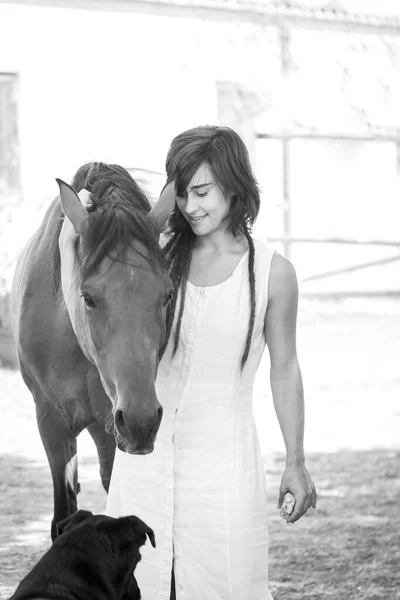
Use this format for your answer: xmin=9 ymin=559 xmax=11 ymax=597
xmin=105 ymin=239 xmax=275 ymax=600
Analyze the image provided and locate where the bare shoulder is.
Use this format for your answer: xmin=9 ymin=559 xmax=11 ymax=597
xmin=269 ymin=251 xmax=299 ymax=303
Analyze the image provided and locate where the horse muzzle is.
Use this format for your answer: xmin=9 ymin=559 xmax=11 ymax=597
xmin=116 ymin=439 xmax=155 ymax=455
xmin=113 ymin=404 xmax=163 ymax=454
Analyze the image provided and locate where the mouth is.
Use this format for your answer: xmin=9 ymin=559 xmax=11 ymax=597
xmin=188 ymin=214 xmax=208 ymax=224
xmin=117 ymin=441 xmax=154 ymax=455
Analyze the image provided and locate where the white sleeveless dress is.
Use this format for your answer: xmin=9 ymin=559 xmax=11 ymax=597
xmin=105 ymin=239 xmax=275 ymax=600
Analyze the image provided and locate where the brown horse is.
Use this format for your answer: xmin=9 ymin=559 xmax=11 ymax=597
xmin=11 ymin=162 xmax=173 ymax=540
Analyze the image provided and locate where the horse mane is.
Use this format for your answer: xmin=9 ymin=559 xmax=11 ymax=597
xmin=51 ymin=162 xmax=167 ymax=294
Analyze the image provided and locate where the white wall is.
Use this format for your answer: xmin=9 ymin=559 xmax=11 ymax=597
xmin=0 ymin=2 xmax=278 ymax=286
xmin=0 ymin=4 xmax=276 ymax=207
xmin=255 ymin=136 xmax=400 ymax=291
xmin=1 ymin=2 xmax=400 ymax=294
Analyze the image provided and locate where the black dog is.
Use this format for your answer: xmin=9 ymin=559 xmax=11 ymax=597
xmin=9 ymin=510 xmax=156 ymax=600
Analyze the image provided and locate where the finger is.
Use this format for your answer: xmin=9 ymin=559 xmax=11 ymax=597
xmin=167 ymin=172 xmax=178 ymax=184
xmin=59 ymin=216 xmax=79 ymax=250
xmin=306 ymin=481 xmax=317 ymax=508
xmin=77 ymin=188 xmax=91 ymax=207
xmin=277 ymin=487 xmax=287 ymax=508
xmin=287 ymin=506 xmax=303 ymax=524
xmin=161 ymin=175 xmax=177 ymax=195
xmin=303 ymin=495 xmax=313 ymax=515
xmin=302 ymin=487 xmax=317 ymax=516
xmin=311 ymin=490 xmax=317 ymax=509
xmin=161 ymin=181 xmax=177 ymax=200
xmin=286 ymin=495 xmax=306 ymax=524
xmin=60 ymin=216 xmax=78 ymax=239
xmin=61 ymin=214 xmax=75 ymax=230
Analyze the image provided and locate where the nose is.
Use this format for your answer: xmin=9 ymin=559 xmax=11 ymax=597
xmin=185 ymin=193 xmax=200 ymax=216
xmin=114 ymin=404 xmax=163 ymax=452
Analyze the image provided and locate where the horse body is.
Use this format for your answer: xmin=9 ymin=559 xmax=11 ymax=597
xmin=13 ymin=199 xmax=96 ymax=422
xmin=11 ymin=164 xmax=171 ymax=539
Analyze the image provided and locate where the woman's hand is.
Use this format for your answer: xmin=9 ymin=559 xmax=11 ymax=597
xmin=278 ymin=463 xmax=317 ymax=523
xmin=58 ymin=214 xmax=80 ymax=320
xmin=148 ymin=177 xmax=177 ymax=232
xmin=59 ymin=214 xmax=78 ymax=252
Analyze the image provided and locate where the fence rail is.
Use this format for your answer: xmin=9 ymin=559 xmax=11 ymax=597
xmin=267 ymin=235 xmax=400 ymax=294
xmin=267 ymin=236 xmax=400 ymax=248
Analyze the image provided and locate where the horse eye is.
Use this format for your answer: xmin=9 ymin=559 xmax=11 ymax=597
xmin=163 ymin=291 xmax=174 ymax=307
xmin=81 ymin=293 xmax=96 ymax=308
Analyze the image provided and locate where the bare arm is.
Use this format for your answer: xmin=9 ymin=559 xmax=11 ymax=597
xmin=265 ymin=252 xmax=317 ymax=522
xmin=148 ymin=178 xmax=177 ymax=233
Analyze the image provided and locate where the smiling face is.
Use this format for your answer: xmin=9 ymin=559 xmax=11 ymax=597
xmin=175 ymin=163 xmax=232 ymax=237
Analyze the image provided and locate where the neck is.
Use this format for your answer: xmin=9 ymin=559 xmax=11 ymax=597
xmin=194 ymin=228 xmax=246 ymax=254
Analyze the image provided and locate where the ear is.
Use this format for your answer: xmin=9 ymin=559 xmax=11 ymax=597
xmin=56 ymin=178 xmax=90 ymax=234
xmin=56 ymin=509 xmax=93 ymax=537
xmin=126 ymin=516 xmax=156 ymax=548
xmin=147 ymin=179 xmax=176 ymax=233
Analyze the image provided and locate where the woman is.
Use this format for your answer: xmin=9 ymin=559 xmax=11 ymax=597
xmin=60 ymin=127 xmax=316 ymax=600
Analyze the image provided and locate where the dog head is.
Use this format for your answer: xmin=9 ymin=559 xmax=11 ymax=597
xmin=57 ymin=510 xmax=155 ymax=547
xmin=56 ymin=510 xmax=156 ymax=597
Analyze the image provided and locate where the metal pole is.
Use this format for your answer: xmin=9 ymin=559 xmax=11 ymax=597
xmin=266 ymin=236 xmax=400 ymax=247
xmin=282 ymin=138 xmax=291 ymax=260
xmin=301 ymin=253 xmax=400 ymax=283
xmin=280 ymin=25 xmax=292 ymax=261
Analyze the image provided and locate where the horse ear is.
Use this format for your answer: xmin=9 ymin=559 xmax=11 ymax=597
xmin=56 ymin=178 xmax=90 ymax=234
xmin=147 ymin=179 xmax=176 ymax=233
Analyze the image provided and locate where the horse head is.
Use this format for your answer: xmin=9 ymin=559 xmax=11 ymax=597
xmin=56 ymin=170 xmax=173 ymax=454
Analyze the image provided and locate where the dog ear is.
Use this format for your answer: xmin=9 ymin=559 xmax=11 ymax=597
xmin=126 ymin=516 xmax=156 ymax=548
xmin=56 ymin=509 xmax=93 ymax=537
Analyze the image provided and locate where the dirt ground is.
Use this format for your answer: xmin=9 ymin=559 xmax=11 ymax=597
xmin=1 ymin=298 xmax=399 ymax=600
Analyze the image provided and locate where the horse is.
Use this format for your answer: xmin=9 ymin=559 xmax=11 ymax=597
xmin=11 ymin=162 xmax=173 ymax=540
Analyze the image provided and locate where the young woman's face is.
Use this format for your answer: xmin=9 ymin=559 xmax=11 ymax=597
xmin=176 ymin=163 xmax=232 ymax=236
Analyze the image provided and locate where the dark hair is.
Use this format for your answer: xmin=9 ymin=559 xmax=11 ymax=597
xmin=70 ymin=162 xmax=153 ymax=214
xmin=52 ymin=162 xmax=166 ymax=294
xmin=160 ymin=126 xmax=259 ymax=370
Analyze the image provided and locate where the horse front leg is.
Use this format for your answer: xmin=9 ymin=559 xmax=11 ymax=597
xmin=87 ymin=421 xmax=116 ymax=492
xmin=35 ymin=402 xmax=79 ymax=541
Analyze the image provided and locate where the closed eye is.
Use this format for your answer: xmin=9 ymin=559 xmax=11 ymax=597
xmin=194 ymin=191 xmax=208 ymax=198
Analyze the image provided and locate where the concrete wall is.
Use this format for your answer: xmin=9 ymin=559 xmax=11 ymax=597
xmin=0 ymin=2 xmax=277 ymax=206
xmin=0 ymin=2 xmax=279 ymax=293
xmin=1 ymin=2 xmax=400 ymax=297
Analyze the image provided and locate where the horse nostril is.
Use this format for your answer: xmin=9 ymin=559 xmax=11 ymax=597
xmin=157 ymin=406 xmax=163 ymax=427
xmin=115 ymin=409 xmax=125 ymax=431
